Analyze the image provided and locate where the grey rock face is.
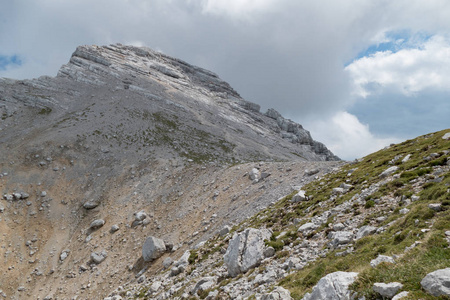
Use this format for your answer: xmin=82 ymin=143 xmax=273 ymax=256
xmin=223 ymin=228 xmax=272 ymax=277
xmin=302 ymin=271 xmax=358 ymax=300
xmin=142 ymin=236 xmax=166 ymax=262
xmin=373 ymin=282 xmax=403 ymax=298
xmin=421 ymin=268 xmax=450 ymax=297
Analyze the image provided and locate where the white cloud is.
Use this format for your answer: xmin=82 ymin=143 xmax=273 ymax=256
xmin=304 ymin=111 xmax=400 ymax=160
xmin=346 ymin=35 xmax=450 ymax=97
xmin=199 ymin=0 xmax=277 ymax=19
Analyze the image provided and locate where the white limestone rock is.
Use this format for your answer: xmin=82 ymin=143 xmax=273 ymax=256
xmin=223 ymin=227 xmax=272 ymax=277
xmin=142 ymin=236 xmax=166 ymax=262
xmin=302 ymin=271 xmax=358 ymax=300
xmin=373 ymin=282 xmax=403 ymax=298
xmin=370 ymin=255 xmax=395 ymax=267
xmin=421 ymin=268 xmax=450 ymax=297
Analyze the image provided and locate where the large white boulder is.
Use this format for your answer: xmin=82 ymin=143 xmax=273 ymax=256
xmin=302 ymin=271 xmax=358 ymax=300
xmin=421 ymin=268 xmax=450 ymax=297
xmin=224 ymin=228 xmax=272 ymax=277
xmin=142 ymin=236 xmax=166 ymax=262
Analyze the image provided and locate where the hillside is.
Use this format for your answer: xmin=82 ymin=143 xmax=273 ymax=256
xmin=0 ymin=44 xmax=340 ymax=300
xmin=105 ymin=129 xmax=450 ymax=300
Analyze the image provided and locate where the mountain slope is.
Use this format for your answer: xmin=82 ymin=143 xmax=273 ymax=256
xmin=108 ymin=129 xmax=450 ymax=300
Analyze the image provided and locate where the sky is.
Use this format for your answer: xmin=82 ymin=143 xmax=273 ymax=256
xmin=1 ymin=0 xmax=449 ymax=160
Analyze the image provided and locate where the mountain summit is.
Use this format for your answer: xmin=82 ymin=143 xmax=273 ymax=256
xmin=1 ymin=43 xmax=338 ymax=164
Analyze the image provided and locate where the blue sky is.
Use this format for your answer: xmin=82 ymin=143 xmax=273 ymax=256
xmin=1 ymin=0 xmax=449 ymax=160
xmin=0 ymin=54 xmax=21 ymax=70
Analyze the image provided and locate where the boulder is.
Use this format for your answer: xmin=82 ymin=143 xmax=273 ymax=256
xmin=192 ymin=277 xmax=217 ymax=295
xmin=291 ymin=190 xmax=307 ymax=202
xmin=355 ymin=225 xmax=377 ymax=240
xmin=219 ymin=225 xmax=231 ymax=237
xmin=373 ymin=282 xmax=403 ymax=298
xmin=83 ymin=200 xmax=99 ymax=209
xmin=89 ymin=219 xmax=105 ymax=230
xmin=442 ymin=132 xmax=450 ymax=140
xmin=142 ymin=236 xmax=166 ymax=262
xmin=249 ymin=168 xmax=260 ymax=181
xmin=302 ymin=271 xmax=358 ymax=300
xmin=223 ymin=228 xmax=272 ymax=277
xmin=327 ymin=231 xmax=353 ymax=248
xmin=298 ymin=223 xmax=319 ymax=233
xmin=370 ymin=255 xmax=395 ymax=267
xmin=90 ymin=251 xmax=107 ymax=264
xmin=261 ymin=286 xmax=293 ymax=300
xmin=420 ymin=268 xmax=450 ymax=297
xmin=380 ymin=166 xmax=398 ymax=178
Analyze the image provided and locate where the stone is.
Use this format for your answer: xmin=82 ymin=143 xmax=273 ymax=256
xmin=370 ymin=255 xmax=395 ymax=267
xmin=249 ymin=168 xmax=260 ymax=181
xmin=175 ymin=250 xmax=190 ymax=267
xmin=332 ymin=187 xmax=345 ymax=195
xmin=261 ymin=286 xmax=293 ymax=300
xmin=428 ymin=203 xmax=442 ymax=211
xmin=134 ymin=210 xmax=147 ymax=221
xmin=333 ymin=223 xmax=345 ymax=231
xmin=291 ymin=190 xmax=307 ymax=202
xmin=298 ymin=223 xmax=319 ymax=233
xmin=302 ymin=271 xmax=358 ymax=300
xmin=355 ymin=225 xmax=377 ymax=240
xmin=373 ymin=282 xmax=403 ymax=298
xmin=327 ymin=231 xmax=353 ymax=247
xmin=163 ymin=257 xmax=173 ymax=268
xmin=110 ymin=224 xmax=119 ymax=233
xmin=392 ymin=291 xmax=409 ymax=300
xmin=223 ymin=227 xmax=272 ymax=277
xmin=219 ymin=225 xmax=231 ymax=236
xmin=60 ymin=250 xmax=70 ymax=262
xmin=192 ymin=277 xmax=216 ymax=295
xmin=442 ymin=132 xmax=450 ymax=140
xmin=399 ymin=208 xmax=410 ymax=215
xmin=142 ymin=236 xmax=166 ymax=262
xmin=421 ymin=268 xmax=450 ymax=297
xmin=402 ymin=154 xmax=411 ymax=163
xmin=263 ymin=246 xmax=275 ymax=258
xmin=150 ymin=281 xmax=162 ymax=293
xmin=83 ymin=200 xmax=99 ymax=209
xmin=90 ymin=251 xmax=107 ymax=264
xmin=305 ymin=169 xmax=320 ymax=176
xmin=380 ymin=166 xmax=398 ymax=178
xmin=89 ymin=219 xmax=105 ymax=229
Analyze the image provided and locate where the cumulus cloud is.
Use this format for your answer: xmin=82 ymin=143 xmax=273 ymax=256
xmin=346 ymin=35 xmax=450 ymax=97
xmin=304 ymin=111 xmax=400 ymax=160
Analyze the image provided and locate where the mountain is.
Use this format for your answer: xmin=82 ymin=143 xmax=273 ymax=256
xmin=0 ymin=44 xmax=339 ymax=299
xmin=1 ymin=44 xmax=447 ymax=300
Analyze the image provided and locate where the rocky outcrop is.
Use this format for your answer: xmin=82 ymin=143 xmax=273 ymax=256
xmin=301 ymin=271 xmax=358 ymax=300
xmin=224 ymin=228 xmax=272 ymax=277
